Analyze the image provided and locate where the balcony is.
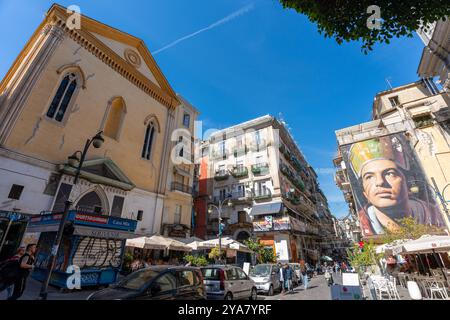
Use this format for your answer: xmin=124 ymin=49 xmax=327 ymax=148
xmin=253 ymin=189 xmax=272 ymax=200
xmin=231 ymin=166 xmax=249 ymax=178
xmin=233 ymin=146 xmax=247 ymax=157
xmin=252 ymin=163 xmax=270 ymax=175
xmin=211 ymin=150 xmax=227 ymax=161
xmin=214 ymin=170 xmax=230 ymax=181
xmin=230 ymin=191 xmax=253 ymax=203
xmin=248 ymin=139 xmax=269 ymax=152
xmin=171 ymin=182 xmax=193 ymax=195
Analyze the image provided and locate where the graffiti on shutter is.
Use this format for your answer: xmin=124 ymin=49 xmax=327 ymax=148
xmin=72 ymin=236 xmax=123 ymax=269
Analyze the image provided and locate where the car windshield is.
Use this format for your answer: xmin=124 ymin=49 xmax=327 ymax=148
xmin=202 ymin=268 xmax=221 ymax=280
xmin=250 ymin=265 xmax=271 ymax=277
xmin=116 ymin=269 xmax=161 ymax=291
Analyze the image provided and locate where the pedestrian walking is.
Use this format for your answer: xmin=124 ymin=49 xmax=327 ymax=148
xmin=7 ymin=244 xmax=36 ymax=300
xmin=0 ymin=247 xmax=25 ymax=297
xmin=278 ymin=263 xmax=284 ymax=294
xmin=324 ymin=267 xmax=334 ymax=286
xmin=5 ymin=247 xmax=25 ymax=298
xmin=300 ymin=260 xmax=309 ymax=290
xmin=282 ymin=264 xmax=293 ymax=294
xmin=341 ymin=261 xmax=347 ymax=273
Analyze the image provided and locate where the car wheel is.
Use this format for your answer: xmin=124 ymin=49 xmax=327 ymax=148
xmin=267 ymin=285 xmax=274 ymax=296
xmin=250 ymin=288 xmax=258 ymax=300
xmin=225 ymin=292 xmax=233 ymax=300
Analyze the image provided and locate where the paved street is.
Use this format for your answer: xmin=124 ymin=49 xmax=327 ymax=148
xmin=0 ymin=272 xmax=413 ymax=301
xmin=2 ymin=274 xmax=336 ymax=301
xmin=0 ymin=277 xmax=95 ymax=300
xmin=262 ymin=274 xmax=339 ymax=300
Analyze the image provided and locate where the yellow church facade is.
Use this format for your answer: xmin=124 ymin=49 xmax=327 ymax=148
xmin=0 ymin=4 xmax=198 ymax=236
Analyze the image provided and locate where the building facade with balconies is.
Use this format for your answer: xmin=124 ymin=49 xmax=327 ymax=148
xmin=194 ymin=115 xmax=333 ymax=263
xmin=162 ymin=95 xmax=199 ymax=239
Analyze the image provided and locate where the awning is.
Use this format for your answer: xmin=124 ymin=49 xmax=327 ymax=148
xmin=126 ymin=235 xmax=192 ymax=252
xmin=249 ymin=201 xmax=282 ymax=216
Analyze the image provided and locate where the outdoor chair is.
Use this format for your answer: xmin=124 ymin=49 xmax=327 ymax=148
xmin=397 ymin=273 xmax=407 ymax=288
xmin=426 ymin=280 xmax=449 ymax=300
xmin=371 ymin=277 xmax=393 ymax=300
xmin=387 ymin=276 xmax=401 ymax=300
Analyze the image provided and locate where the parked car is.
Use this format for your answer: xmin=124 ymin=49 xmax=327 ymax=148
xmin=249 ymin=264 xmax=282 ymax=296
xmin=87 ymin=266 xmax=205 ymax=300
xmin=201 ymin=265 xmax=257 ymax=300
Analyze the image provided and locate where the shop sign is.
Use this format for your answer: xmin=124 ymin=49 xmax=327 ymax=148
xmin=273 ymin=216 xmax=290 ymax=231
xmin=331 ymin=285 xmax=362 ymax=300
xmin=253 ymin=215 xmax=273 ymax=232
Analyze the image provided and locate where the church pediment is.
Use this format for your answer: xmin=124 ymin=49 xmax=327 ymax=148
xmin=42 ymin=4 xmax=179 ymax=109
xmin=59 ymin=158 xmax=135 ymax=191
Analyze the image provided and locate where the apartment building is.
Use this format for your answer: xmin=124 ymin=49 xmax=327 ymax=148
xmin=417 ymin=18 xmax=450 ymax=91
xmin=194 ymin=115 xmax=336 ymax=263
xmin=162 ymin=95 xmax=199 ymax=238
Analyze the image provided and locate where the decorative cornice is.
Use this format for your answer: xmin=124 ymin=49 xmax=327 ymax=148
xmin=48 ymin=7 xmax=179 ymax=110
xmin=0 ymin=5 xmax=180 ymax=110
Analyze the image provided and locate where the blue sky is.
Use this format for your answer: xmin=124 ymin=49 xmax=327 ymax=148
xmin=0 ymin=0 xmax=426 ymax=218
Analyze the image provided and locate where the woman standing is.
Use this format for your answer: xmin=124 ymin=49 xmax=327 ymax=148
xmin=300 ymin=260 xmax=309 ymax=290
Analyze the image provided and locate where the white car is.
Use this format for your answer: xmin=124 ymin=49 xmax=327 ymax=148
xmin=249 ymin=264 xmax=282 ymax=296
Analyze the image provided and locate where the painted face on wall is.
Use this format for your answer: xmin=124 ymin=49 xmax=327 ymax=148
xmin=361 ymin=159 xmax=408 ymax=208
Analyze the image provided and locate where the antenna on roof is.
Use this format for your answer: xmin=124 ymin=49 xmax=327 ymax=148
xmin=385 ymin=77 xmax=393 ymax=90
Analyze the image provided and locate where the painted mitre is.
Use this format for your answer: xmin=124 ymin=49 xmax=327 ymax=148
xmin=349 ymin=136 xmax=409 ymax=178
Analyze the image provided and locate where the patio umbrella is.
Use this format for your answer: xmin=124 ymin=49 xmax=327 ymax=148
xmin=147 ymin=235 xmax=192 ymax=252
xmin=321 ymin=255 xmax=333 ymax=262
xmin=199 ymin=237 xmax=253 ymax=253
xmin=125 ymin=236 xmax=166 ymax=250
xmin=393 ymin=235 xmax=450 ymax=254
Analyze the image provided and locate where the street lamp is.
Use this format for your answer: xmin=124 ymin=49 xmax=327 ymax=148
xmin=39 ymin=131 xmax=104 ymax=300
xmin=208 ymin=197 xmax=233 ymax=264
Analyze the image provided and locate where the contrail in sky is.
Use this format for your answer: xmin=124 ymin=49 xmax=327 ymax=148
xmin=152 ymin=3 xmax=255 ymax=55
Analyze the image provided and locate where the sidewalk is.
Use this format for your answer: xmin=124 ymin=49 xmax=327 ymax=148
xmin=0 ymin=277 xmax=96 ymax=300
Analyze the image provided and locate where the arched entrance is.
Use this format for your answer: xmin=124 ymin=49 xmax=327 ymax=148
xmin=76 ymin=190 xmax=107 ymax=214
xmin=235 ymin=230 xmax=251 ymax=242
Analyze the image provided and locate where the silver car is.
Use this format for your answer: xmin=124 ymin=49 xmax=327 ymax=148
xmin=249 ymin=264 xmax=282 ymax=296
xmin=201 ymin=265 xmax=258 ymax=300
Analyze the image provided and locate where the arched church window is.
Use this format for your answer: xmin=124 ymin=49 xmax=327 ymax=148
xmin=104 ymin=97 xmax=126 ymax=140
xmin=142 ymin=122 xmax=156 ymax=160
xmin=47 ymin=73 xmax=78 ymax=122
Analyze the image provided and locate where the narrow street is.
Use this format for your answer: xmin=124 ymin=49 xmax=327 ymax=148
xmin=2 ymin=274 xmax=338 ymax=301
xmin=262 ymin=274 xmax=340 ymax=301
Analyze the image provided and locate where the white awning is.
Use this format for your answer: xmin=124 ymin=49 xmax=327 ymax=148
xmin=249 ymin=201 xmax=282 ymax=216
xmin=392 ymin=235 xmax=450 ymax=254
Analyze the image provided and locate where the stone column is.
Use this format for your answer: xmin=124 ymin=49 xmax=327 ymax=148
xmin=0 ymin=23 xmax=66 ymax=145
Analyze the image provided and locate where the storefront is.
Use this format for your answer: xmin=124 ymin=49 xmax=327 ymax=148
xmin=252 ymin=207 xmax=293 ymax=263
xmin=26 ymin=211 xmax=137 ymax=288
xmin=0 ymin=211 xmax=31 ymax=262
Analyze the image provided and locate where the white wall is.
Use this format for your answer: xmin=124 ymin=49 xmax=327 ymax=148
xmin=0 ymin=156 xmax=54 ymax=214
xmin=122 ymin=188 xmax=161 ymax=236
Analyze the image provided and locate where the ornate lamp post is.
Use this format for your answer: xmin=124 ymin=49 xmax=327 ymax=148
xmin=208 ymin=197 xmax=233 ymax=264
xmin=39 ymin=132 xmax=104 ymax=300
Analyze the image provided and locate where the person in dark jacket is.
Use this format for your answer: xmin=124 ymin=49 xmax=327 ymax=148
xmin=7 ymin=244 xmax=36 ymax=300
xmin=282 ymin=264 xmax=294 ymax=294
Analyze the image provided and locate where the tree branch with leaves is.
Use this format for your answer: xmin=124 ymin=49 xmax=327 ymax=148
xmin=278 ymin=0 xmax=450 ymax=53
